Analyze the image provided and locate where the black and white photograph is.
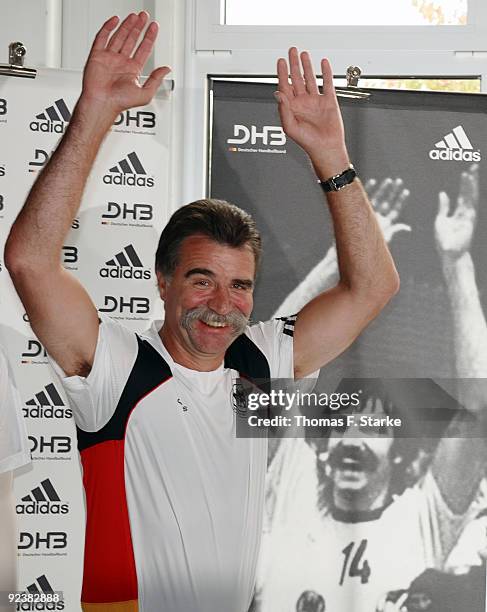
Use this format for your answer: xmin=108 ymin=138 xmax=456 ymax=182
xmin=210 ymin=79 xmax=487 ymax=611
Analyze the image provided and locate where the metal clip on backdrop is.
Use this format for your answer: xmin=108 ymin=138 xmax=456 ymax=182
xmin=0 ymin=42 xmax=37 ymax=78
xmin=336 ymin=65 xmax=370 ymax=100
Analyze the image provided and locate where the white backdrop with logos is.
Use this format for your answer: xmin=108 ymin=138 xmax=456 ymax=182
xmin=0 ymin=68 xmax=171 ymax=610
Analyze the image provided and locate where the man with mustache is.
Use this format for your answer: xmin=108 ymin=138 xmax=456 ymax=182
xmin=4 ymin=11 xmax=398 ymax=612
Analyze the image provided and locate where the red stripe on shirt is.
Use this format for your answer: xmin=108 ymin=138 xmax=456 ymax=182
xmin=80 ymin=440 xmax=137 ymax=604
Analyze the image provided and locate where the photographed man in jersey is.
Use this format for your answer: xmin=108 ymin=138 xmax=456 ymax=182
xmin=5 ymin=11 xmax=399 ymax=612
xmin=254 ymin=164 xmax=487 ymax=612
xmin=0 ymin=346 xmax=31 ymax=612
xmin=376 ymin=163 xmax=487 ymax=612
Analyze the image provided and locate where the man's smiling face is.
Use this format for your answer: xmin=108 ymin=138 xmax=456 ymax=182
xmin=157 ymin=234 xmax=255 ymax=368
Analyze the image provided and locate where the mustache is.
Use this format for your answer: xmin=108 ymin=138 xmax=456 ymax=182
xmin=181 ymin=305 xmax=249 ymax=335
xmin=327 ymin=443 xmax=379 ymax=473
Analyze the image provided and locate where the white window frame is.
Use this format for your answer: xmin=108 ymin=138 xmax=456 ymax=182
xmin=195 ymin=0 xmax=487 ymax=52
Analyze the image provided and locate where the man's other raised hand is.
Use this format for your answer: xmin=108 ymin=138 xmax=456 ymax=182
xmin=275 ymin=47 xmax=349 ymax=178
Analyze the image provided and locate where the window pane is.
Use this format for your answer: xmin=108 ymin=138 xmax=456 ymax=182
xmin=224 ymin=0 xmax=468 ymax=25
xmin=357 ymin=78 xmax=479 ymax=93
xmin=216 ymin=77 xmax=480 ymax=94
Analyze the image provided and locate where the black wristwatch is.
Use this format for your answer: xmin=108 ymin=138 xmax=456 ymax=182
xmin=318 ymin=165 xmax=357 ymax=192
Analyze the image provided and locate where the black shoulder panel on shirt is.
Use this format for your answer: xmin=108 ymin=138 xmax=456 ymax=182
xmin=224 ymin=333 xmax=271 ymax=391
xmin=77 ymin=337 xmax=172 ymax=452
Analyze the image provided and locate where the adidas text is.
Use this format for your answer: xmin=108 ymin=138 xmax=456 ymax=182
xmin=29 ymin=120 xmax=66 ymax=134
xmin=23 ymin=406 xmax=72 ymax=419
xmin=16 ymin=602 xmax=65 ymax=611
xmin=99 ymin=267 xmax=151 ymax=280
xmin=429 ymin=148 xmax=481 ymax=162
xmin=103 ymin=174 xmax=154 ymax=187
xmin=16 ymin=501 xmax=69 ymax=515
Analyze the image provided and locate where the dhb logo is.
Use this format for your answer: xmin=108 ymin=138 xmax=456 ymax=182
xmin=22 ymin=339 xmax=47 ymax=360
xmin=28 ymin=149 xmax=50 ymax=172
xmin=102 ymin=201 xmax=153 ymax=222
xmin=29 ymin=435 xmax=71 ymax=455
xmin=19 ymin=531 xmax=67 ymax=552
xmin=62 ymin=246 xmax=78 ymax=265
xmin=114 ymin=110 xmax=156 ymax=129
xmin=100 ymin=296 xmax=150 ymax=314
xmin=227 ymin=124 xmax=286 ymax=146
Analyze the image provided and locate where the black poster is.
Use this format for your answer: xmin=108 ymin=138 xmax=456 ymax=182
xmin=210 ymin=81 xmax=487 ymax=612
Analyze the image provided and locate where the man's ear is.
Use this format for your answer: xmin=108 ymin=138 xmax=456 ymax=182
xmin=156 ymin=270 xmax=168 ymax=301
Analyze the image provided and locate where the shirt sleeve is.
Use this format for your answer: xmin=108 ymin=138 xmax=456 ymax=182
xmin=417 ymin=470 xmax=479 ymax=569
xmin=245 ymin=316 xmax=295 ymax=379
xmin=0 ymin=349 xmax=31 ymax=473
xmin=245 ymin=314 xmax=319 ymax=383
xmin=47 ymin=314 xmax=138 ymax=433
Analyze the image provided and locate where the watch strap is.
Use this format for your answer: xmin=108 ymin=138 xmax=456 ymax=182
xmin=318 ymin=165 xmax=357 ymax=192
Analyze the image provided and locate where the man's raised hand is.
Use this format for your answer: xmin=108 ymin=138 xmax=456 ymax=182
xmin=435 ymin=163 xmax=478 ymax=259
xmin=276 ymin=47 xmax=349 ymax=177
xmin=364 ymin=177 xmax=411 ymax=243
xmin=4 ymin=12 xmax=171 ymax=379
xmin=81 ymin=12 xmax=171 ymax=117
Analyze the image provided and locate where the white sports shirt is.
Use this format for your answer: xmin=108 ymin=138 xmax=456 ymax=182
xmin=49 ymin=314 xmax=296 ymax=612
xmin=0 ymin=346 xmax=30 ymax=474
xmin=255 ymin=439 xmax=471 ymax=612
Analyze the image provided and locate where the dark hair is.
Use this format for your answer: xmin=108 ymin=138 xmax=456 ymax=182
xmin=155 ymin=199 xmax=262 ymax=277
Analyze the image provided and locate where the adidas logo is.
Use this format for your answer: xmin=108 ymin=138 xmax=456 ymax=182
xmin=23 ymin=383 xmax=72 ymax=419
xmin=17 ymin=478 xmax=69 ymax=515
xmin=17 ymin=574 xmax=64 ymax=610
xmin=99 ymin=244 xmax=151 ymax=280
xmin=29 ymin=99 xmax=71 ymax=133
xmin=103 ymin=151 xmax=154 ymax=187
xmin=429 ymin=125 xmax=481 ymax=162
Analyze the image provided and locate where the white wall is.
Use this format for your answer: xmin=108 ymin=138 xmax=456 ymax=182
xmin=0 ymin=1 xmax=158 ymax=69
xmin=0 ymin=0 xmax=61 ymax=67
xmin=61 ymin=0 xmax=156 ymax=70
